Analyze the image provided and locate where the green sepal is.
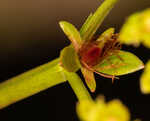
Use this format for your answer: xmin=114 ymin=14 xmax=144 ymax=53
xmin=81 ymin=67 xmax=96 ymax=92
xmin=140 ymin=60 xmax=150 ymax=94
xmin=80 ymin=0 xmax=118 ymax=41
xmin=94 ymin=50 xmax=144 ymax=76
xmin=80 ymin=13 xmax=93 ymax=36
xmin=59 ymin=21 xmax=82 ymax=51
xmin=60 ymin=45 xmax=81 ymax=72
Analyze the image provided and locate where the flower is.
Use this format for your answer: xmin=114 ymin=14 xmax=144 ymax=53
xmin=59 ymin=0 xmax=144 ymax=92
xmin=78 ymin=28 xmax=121 ymax=92
xmin=77 ymin=96 xmax=130 ymax=121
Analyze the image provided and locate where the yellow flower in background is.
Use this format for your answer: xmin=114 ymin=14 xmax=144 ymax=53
xmin=119 ymin=8 xmax=150 ymax=94
xmin=77 ymin=96 xmax=130 ymax=121
xmin=140 ymin=60 xmax=150 ymax=94
xmin=119 ymin=8 xmax=150 ymax=48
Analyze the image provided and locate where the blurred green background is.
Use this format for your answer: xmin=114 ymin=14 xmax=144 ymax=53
xmin=0 ymin=0 xmax=150 ymax=121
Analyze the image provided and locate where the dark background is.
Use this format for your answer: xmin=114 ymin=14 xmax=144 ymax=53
xmin=0 ymin=0 xmax=150 ymax=121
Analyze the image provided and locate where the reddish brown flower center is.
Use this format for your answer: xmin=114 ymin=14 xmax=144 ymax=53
xmin=79 ymin=43 xmax=102 ymax=66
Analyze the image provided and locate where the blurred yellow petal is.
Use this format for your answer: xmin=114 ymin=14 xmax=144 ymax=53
xmin=77 ymin=96 xmax=130 ymax=121
xmin=119 ymin=13 xmax=141 ymax=46
xmin=105 ymin=100 xmax=130 ymax=121
xmin=119 ymin=8 xmax=150 ymax=48
xmin=140 ymin=60 xmax=150 ymax=94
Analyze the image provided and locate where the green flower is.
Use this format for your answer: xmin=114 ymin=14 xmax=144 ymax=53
xmin=59 ymin=0 xmax=144 ymax=92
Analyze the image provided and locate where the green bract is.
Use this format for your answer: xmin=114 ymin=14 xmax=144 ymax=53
xmin=94 ymin=50 xmax=144 ymax=76
xmin=80 ymin=13 xmax=93 ymax=35
xmin=60 ymin=45 xmax=81 ymax=72
xmin=59 ymin=21 xmax=82 ymax=51
xmin=80 ymin=0 xmax=118 ymax=41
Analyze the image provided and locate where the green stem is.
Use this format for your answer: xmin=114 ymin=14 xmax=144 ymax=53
xmin=65 ymin=71 xmax=92 ymax=101
xmin=0 ymin=59 xmax=66 ymax=109
xmin=80 ymin=0 xmax=118 ymax=41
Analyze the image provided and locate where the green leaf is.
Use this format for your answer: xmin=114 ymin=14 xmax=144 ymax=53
xmin=77 ymin=96 xmax=130 ymax=121
xmin=59 ymin=21 xmax=82 ymax=51
xmin=80 ymin=0 xmax=118 ymax=41
xmin=81 ymin=67 xmax=96 ymax=92
xmin=140 ymin=60 xmax=150 ymax=94
xmin=60 ymin=45 xmax=81 ymax=72
xmin=94 ymin=50 xmax=144 ymax=76
xmin=0 ymin=58 xmax=66 ymax=109
xmin=119 ymin=8 xmax=150 ymax=48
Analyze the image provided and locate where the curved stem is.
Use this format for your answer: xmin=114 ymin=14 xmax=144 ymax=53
xmin=65 ymin=71 xmax=92 ymax=101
